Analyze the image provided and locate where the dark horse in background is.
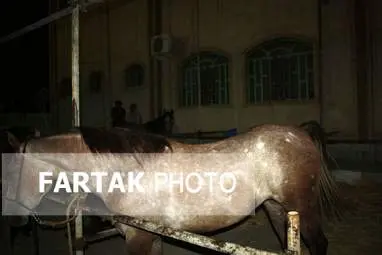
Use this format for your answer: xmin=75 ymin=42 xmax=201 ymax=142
xmin=118 ymin=109 xmax=175 ymax=136
xmin=3 ymin=123 xmax=343 ymax=255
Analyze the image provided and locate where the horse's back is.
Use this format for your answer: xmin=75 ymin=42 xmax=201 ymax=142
xmin=246 ymin=123 xmax=313 ymax=145
xmin=21 ymin=126 xmax=172 ymax=154
xmin=169 ymin=124 xmax=315 ymax=154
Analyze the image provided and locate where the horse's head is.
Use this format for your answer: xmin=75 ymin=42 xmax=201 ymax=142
xmin=2 ymin=131 xmax=45 ymax=226
xmin=161 ymin=108 xmax=175 ymax=135
xmin=1 ymin=132 xmax=29 ymax=226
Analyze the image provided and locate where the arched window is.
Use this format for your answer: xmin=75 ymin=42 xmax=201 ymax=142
xmin=246 ymin=37 xmax=314 ymax=104
xmin=180 ymin=52 xmax=229 ymax=107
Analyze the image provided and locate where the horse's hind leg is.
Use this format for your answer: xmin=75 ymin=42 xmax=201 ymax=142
xmin=115 ymin=223 xmax=162 ymax=255
xmin=264 ymin=199 xmax=328 ymax=255
xmin=263 ymin=199 xmax=287 ymax=251
xmin=124 ymin=228 xmax=162 ymax=255
xmin=298 ymin=211 xmax=327 ymax=255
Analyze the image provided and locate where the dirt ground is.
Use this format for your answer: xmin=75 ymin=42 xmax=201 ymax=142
xmin=5 ymin=180 xmax=382 ymax=255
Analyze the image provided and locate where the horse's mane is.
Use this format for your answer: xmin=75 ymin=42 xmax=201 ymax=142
xmin=78 ymin=126 xmax=172 ymax=154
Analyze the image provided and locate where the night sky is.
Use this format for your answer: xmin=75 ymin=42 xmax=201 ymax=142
xmin=0 ymin=0 xmax=50 ymax=113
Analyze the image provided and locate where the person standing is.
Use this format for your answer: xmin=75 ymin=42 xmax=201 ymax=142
xmin=111 ymin=100 xmax=126 ymax=127
xmin=126 ymin=103 xmax=142 ymax=125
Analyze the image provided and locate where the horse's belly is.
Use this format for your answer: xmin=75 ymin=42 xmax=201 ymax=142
xmin=154 ymin=197 xmax=256 ymax=233
xmin=166 ymin=215 xmax=248 ymax=233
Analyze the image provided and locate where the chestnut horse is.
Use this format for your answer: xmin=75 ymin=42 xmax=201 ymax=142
xmin=2 ymin=125 xmax=342 ymax=255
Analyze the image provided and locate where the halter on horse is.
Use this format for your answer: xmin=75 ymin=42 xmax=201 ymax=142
xmin=3 ymin=125 xmax=342 ymax=255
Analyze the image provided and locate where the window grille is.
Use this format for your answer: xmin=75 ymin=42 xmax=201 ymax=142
xmin=246 ymin=37 xmax=314 ymax=104
xmin=180 ymin=52 xmax=229 ymax=107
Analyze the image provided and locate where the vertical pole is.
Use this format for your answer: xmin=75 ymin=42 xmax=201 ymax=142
xmin=195 ymin=0 xmax=201 ymax=128
xmin=287 ymin=211 xmax=301 ymax=255
xmin=71 ymin=1 xmax=83 ymax=255
xmin=148 ymin=0 xmax=155 ymax=119
xmin=72 ymin=1 xmax=80 ymax=128
xmin=154 ymin=0 xmax=163 ymax=115
xmin=317 ymin=0 xmax=324 ymax=126
xmin=105 ymin=2 xmax=112 ymax=127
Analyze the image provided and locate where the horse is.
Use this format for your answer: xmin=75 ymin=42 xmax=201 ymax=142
xmin=118 ymin=109 xmax=174 ymax=136
xmin=2 ymin=125 xmax=342 ymax=255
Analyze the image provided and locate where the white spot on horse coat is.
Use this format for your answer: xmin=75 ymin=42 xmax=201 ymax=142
xmin=256 ymin=142 xmax=265 ymax=150
xmin=287 ymin=132 xmax=296 ymax=137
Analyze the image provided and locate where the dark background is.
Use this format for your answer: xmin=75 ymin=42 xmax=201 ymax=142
xmin=0 ymin=0 xmax=50 ymax=113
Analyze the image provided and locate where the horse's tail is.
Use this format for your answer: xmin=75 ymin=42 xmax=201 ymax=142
xmin=317 ymin=141 xmax=343 ymax=221
xmin=300 ymin=121 xmax=344 ymax=221
xmin=300 ymin=120 xmax=340 ymax=169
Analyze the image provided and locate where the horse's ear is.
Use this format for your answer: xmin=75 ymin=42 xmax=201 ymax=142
xmin=170 ymin=109 xmax=174 ymax=114
xmin=162 ymin=108 xmax=167 ymax=114
xmin=7 ymin=132 xmax=21 ymax=151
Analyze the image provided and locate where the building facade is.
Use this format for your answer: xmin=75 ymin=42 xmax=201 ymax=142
xmin=49 ymin=0 xmax=382 ymax=139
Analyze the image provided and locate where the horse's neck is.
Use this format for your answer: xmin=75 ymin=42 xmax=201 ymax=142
xmin=35 ymin=152 xmax=144 ymax=196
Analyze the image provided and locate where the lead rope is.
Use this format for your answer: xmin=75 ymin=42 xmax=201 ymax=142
xmin=66 ymin=194 xmax=83 ymax=255
xmin=29 ymin=193 xmax=86 ymax=255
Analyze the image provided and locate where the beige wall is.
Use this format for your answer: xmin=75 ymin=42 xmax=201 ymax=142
xmin=162 ymin=0 xmax=320 ymax=133
xmin=53 ymin=1 xmax=150 ymax=131
xmin=51 ymin=0 xmax=381 ymax=138
xmin=160 ymin=0 xmax=361 ymax=136
xmin=320 ymin=0 xmax=358 ymax=138
xmin=369 ymin=0 xmax=382 ymax=138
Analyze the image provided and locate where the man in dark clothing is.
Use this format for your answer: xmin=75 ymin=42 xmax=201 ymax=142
xmin=111 ymin=100 xmax=126 ymax=127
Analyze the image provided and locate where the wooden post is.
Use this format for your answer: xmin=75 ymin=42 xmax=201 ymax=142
xmin=287 ymin=211 xmax=301 ymax=255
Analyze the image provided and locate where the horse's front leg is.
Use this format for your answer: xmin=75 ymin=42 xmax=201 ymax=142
xmin=114 ymin=222 xmax=162 ymax=255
